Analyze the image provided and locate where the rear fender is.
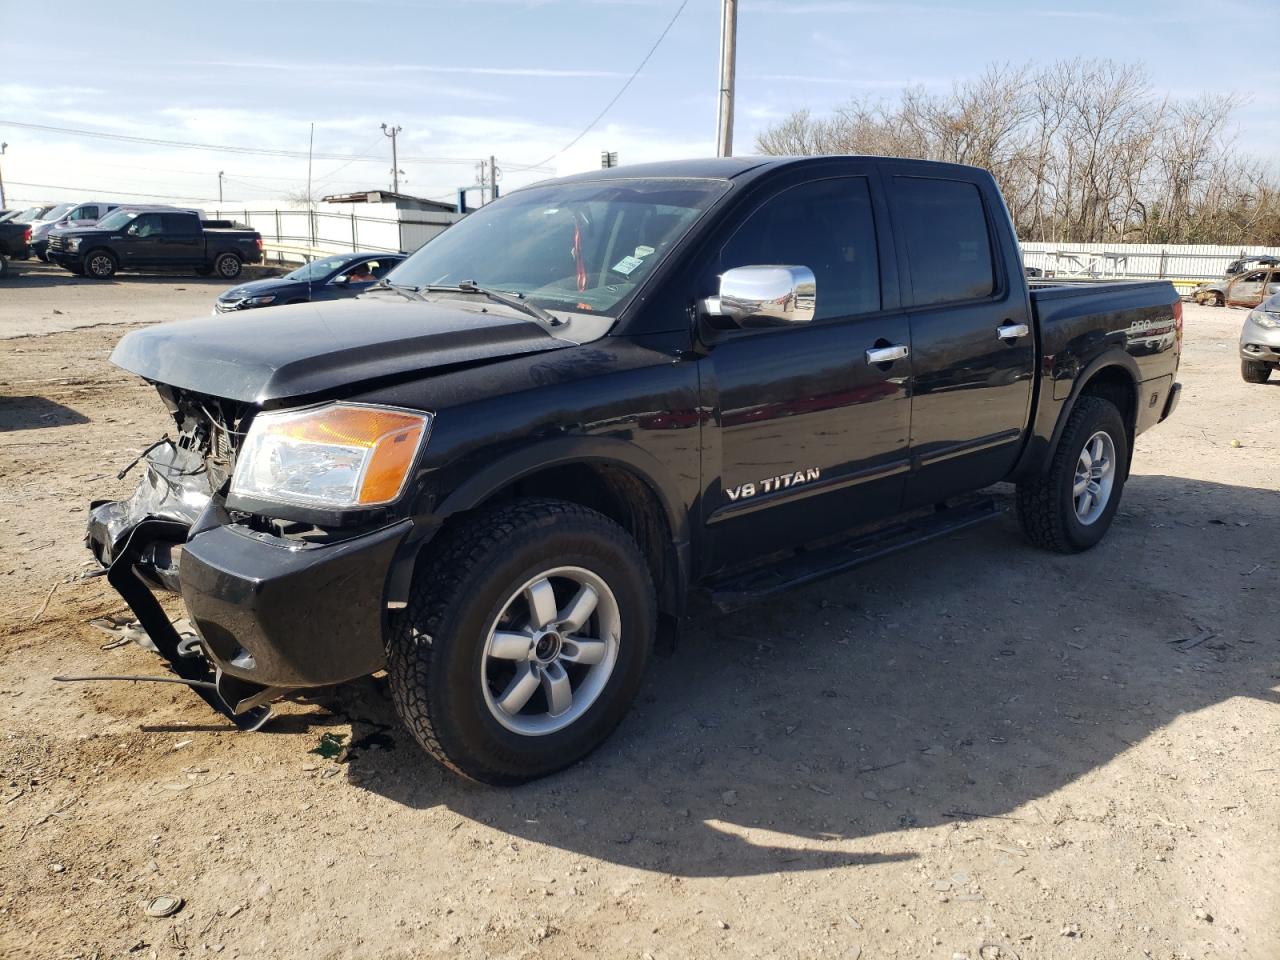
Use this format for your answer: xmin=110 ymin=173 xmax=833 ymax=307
xmin=1028 ymin=350 xmax=1140 ymax=477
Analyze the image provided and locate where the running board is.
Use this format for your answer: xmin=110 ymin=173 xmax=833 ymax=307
xmin=706 ymin=497 xmax=1003 ymax=613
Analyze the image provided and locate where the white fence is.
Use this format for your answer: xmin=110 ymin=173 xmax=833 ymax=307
xmin=210 ymin=202 xmax=462 ymax=264
xmin=1021 ymin=242 xmax=1280 ymax=288
xmin=206 ymin=206 xmax=1279 ymax=290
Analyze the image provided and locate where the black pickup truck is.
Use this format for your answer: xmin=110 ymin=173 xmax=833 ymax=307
xmin=81 ymin=157 xmax=1181 ymax=784
xmin=0 ymin=219 xmax=31 ymax=276
xmin=47 ymin=208 xmax=262 ymax=279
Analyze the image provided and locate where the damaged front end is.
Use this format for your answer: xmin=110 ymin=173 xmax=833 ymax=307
xmin=82 ymin=382 xmax=420 ymax=730
xmin=83 ymin=388 xmax=283 ymax=729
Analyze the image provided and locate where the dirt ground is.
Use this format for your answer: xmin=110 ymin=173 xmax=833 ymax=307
xmin=1 ymin=262 xmax=1277 ymax=960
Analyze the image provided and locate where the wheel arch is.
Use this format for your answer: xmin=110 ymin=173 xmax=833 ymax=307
xmin=1044 ymin=354 xmax=1140 ymax=475
xmin=418 ymin=438 xmax=693 ymax=618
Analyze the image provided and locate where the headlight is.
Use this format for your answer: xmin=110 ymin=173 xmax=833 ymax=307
xmin=1248 ymin=308 xmax=1280 ymax=329
xmin=244 ymin=295 xmax=276 ymax=306
xmin=66 ymin=238 xmax=81 ymax=251
xmin=230 ymin=403 xmax=431 ymax=510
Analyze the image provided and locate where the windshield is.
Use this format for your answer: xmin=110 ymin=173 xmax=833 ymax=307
xmin=96 ymin=209 xmax=138 ymax=231
xmin=41 ymin=203 xmax=75 ymax=222
xmin=285 ymin=255 xmax=352 ymax=282
xmin=389 ymin=178 xmax=729 ymax=316
xmin=14 ymin=206 xmax=52 ymax=222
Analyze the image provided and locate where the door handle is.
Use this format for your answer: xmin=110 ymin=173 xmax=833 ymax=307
xmin=997 ymin=322 xmax=1030 ymax=340
xmin=865 ymin=344 xmax=909 ymax=364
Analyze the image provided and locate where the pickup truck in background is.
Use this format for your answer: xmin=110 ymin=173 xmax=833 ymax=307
xmin=29 ymin=200 xmax=122 ymax=260
xmin=0 ymin=219 xmax=32 ymax=276
xmin=82 ymin=156 xmax=1181 ymax=784
xmin=47 ymin=207 xmax=262 ymax=279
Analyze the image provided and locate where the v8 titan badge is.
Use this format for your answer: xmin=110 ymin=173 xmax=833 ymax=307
xmin=726 ymin=467 xmax=821 ymax=502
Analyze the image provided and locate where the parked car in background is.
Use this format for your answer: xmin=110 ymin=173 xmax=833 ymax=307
xmin=1193 ymin=264 xmax=1280 ymax=307
xmin=4 ymin=204 xmax=54 ymax=225
xmin=29 ymin=201 xmax=122 ymax=260
xmin=213 ymin=252 xmax=406 ymax=313
xmin=47 ymin=207 xmax=262 ymax=279
xmin=0 ymin=219 xmax=32 ymax=276
xmin=26 ymin=202 xmax=77 ymax=259
xmin=86 ymin=155 xmax=1183 ymax=783
xmin=1240 ymin=290 xmax=1280 ymax=383
xmin=0 ymin=210 xmax=13 ymax=222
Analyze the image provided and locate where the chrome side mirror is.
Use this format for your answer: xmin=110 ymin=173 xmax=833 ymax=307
xmin=703 ymin=265 xmax=816 ymax=329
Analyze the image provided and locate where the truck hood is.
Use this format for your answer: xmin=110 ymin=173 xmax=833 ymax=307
xmin=111 ymin=297 xmax=572 ymax=404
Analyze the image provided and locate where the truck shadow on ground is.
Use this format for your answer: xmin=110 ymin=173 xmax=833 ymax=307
xmin=329 ymin=473 xmax=1279 ymax=878
xmin=0 ymin=396 xmax=90 ymax=432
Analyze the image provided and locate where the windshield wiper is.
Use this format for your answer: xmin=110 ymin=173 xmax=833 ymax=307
xmin=423 ymin=280 xmax=562 ymax=327
xmin=369 ymin=279 xmax=424 ymax=302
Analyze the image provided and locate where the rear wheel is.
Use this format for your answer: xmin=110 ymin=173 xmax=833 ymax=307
xmin=213 ymin=253 xmax=242 ymax=279
xmin=85 ymin=250 xmax=117 ymax=279
xmin=1241 ymin=358 xmax=1272 ymax=384
xmin=386 ymin=498 xmax=655 ymax=785
xmin=1016 ymin=395 xmax=1129 ymax=553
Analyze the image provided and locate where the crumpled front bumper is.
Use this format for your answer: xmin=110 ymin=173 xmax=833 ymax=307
xmin=84 ymin=443 xmax=420 ymax=727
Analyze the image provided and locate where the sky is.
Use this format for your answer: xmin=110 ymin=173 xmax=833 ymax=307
xmin=1 ymin=0 xmax=1277 ymax=210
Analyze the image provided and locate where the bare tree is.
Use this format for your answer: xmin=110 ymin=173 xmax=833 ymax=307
xmin=755 ymin=59 xmax=1280 ymax=246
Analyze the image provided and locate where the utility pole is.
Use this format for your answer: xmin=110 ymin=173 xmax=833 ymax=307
xmin=0 ymin=143 xmax=7 ymax=209
xmin=217 ymin=170 xmax=224 ymax=204
xmin=715 ymin=0 xmax=738 ymax=158
xmin=601 ymin=151 xmax=619 ymax=168
xmin=381 ymin=123 xmax=402 ymax=192
xmin=489 ymin=155 xmax=498 ymax=204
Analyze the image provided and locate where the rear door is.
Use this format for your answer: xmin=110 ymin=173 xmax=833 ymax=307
xmin=886 ymin=168 xmax=1034 ymax=506
xmin=700 ymin=163 xmax=913 ymax=570
xmin=159 ymin=213 xmax=203 ymax=264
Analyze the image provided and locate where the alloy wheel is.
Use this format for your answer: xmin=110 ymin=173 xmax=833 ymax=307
xmin=1073 ymin=430 xmax=1116 ymax=525
xmin=480 ymin=566 xmax=620 ymax=736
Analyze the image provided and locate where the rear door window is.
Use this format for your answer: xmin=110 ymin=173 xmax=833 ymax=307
xmin=160 ymin=214 xmax=198 ymax=234
xmin=719 ymin=177 xmax=881 ymax=321
xmin=890 ymin=177 xmax=996 ymax=306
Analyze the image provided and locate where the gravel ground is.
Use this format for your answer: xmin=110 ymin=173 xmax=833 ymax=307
xmin=1 ymin=268 xmax=1277 ymax=960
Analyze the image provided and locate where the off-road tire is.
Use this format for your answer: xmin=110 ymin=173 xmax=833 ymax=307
xmin=386 ymin=498 xmax=656 ymax=785
xmin=1016 ymin=395 xmax=1129 ymax=553
xmin=85 ymin=250 xmax=117 ymax=279
xmin=1241 ymin=358 xmax=1272 ymax=384
xmin=213 ymin=253 xmax=242 ymax=279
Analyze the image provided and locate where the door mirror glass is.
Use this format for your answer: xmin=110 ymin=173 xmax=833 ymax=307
xmin=331 ymin=274 xmax=349 ymax=285
xmin=704 ymin=265 xmax=816 ymax=328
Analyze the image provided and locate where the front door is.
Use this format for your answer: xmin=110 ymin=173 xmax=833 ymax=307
xmin=700 ymin=169 xmax=913 ymax=572
xmin=1226 ymin=269 xmax=1280 ymax=308
xmin=885 ymin=171 xmax=1035 ymax=506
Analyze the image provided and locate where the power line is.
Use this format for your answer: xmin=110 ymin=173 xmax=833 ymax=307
xmin=0 ymin=119 xmax=550 ymax=172
xmin=528 ymin=0 xmax=690 ymax=170
xmin=6 ymin=179 xmax=222 ymax=203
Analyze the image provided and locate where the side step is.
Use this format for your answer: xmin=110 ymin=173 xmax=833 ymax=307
xmin=706 ymin=497 xmax=1003 ymax=613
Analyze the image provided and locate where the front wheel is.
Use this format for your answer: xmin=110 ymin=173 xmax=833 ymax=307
xmin=1016 ymin=395 xmax=1129 ymax=553
xmin=386 ymin=498 xmax=655 ymax=785
xmin=1242 ymin=359 xmax=1272 ymax=384
xmin=213 ymin=253 xmax=242 ymax=279
xmin=84 ymin=250 xmax=117 ymax=279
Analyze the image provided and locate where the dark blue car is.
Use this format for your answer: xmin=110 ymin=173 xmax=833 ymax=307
xmin=213 ymin=252 xmax=406 ymax=313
